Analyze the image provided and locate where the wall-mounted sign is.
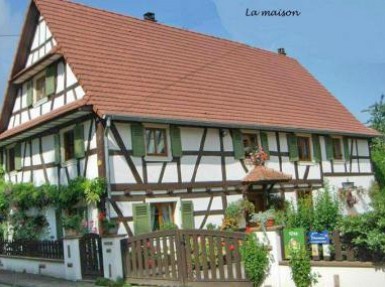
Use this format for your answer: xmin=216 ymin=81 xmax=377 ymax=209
xmin=283 ymin=228 xmax=306 ymax=259
xmin=308 ymin=231 xmax=330 ymax=244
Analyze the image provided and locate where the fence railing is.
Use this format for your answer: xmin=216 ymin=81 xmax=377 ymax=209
xmin=0 ymin=239 xmax=64 ymax=260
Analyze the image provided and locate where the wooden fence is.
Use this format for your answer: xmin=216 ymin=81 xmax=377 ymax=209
xmin=0 ymin=239 xmax=64 ymax=260
xmin=121 ymin=229 xmax=251 ymax=287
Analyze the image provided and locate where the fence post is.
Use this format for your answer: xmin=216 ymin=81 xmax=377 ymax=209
xmin=63 ymin=236 xmax=82 ymax=281
xmin=101 ymin=235 xmax=127 ymax=281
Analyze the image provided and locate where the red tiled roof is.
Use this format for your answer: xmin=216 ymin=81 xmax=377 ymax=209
xmin=242 ymin=165 xmax=292 ymax=184
xmin=7 ymin=0 xmax=379 ymax=136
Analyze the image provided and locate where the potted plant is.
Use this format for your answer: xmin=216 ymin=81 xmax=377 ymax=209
xmin=99 ymin=212 xmax=119 ymax=236
xmin=62 ymin=214 xmax=82 ymax=236
xmin=246 ymin=146 xmax=269 ymax=166
xmin=250 ymin=209 xmax=275 ymax=229
xmin=223 ymin=199 xmax=255 ymax=230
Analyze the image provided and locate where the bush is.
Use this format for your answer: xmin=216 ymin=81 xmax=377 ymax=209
xmin=312 ymin=188 xmax=340 ymax=231
xmin=240 ymin=233 xmax=270 ymax=287
xmin=95 ymin=277 xmax=131 ymax=287
xmin=288 ymin=248 xmax=319 ymax=287
xmin=338 ymin=183 xmax=385 ymax=261
xmin=275 ymin=197 xmax=313 ymax=230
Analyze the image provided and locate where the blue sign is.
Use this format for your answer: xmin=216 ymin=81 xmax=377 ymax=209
xmin=308 ymin=231 xmax=330 ymax=244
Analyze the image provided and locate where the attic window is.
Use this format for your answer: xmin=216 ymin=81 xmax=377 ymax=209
xmin=145 ymin=128 xmax=168 ymax=156
xmin=34 ymin=74 xmax=46 ymax=103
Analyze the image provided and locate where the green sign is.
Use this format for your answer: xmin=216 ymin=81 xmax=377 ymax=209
xmin=283 ymin=228 xmax=306 ymax=259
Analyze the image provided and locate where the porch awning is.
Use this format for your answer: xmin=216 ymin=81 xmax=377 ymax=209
xmin=242 ymin=165 xmax=292 ymax=185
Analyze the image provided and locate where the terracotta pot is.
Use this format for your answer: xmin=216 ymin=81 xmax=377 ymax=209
xmin=265 ymin=218 xmax=275 ymax=228
xmin=65 ymin=229 xmax=79 ymax=237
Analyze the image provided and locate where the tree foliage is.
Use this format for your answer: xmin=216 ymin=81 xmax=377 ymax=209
xmin=364 ymin=95 xmax=385 ymax=187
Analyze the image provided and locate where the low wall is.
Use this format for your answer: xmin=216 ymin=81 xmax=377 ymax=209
xmin=0 ymin=255 xmax=65 ymax=279
xmin=278 ymin=263 xmax=385 ymax=287
xmin=253 ymin=229 xmax=385 ymax=287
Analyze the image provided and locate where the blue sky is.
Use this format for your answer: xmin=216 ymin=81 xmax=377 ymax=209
xmin=0 ymin=0 xmax=384 ymax=123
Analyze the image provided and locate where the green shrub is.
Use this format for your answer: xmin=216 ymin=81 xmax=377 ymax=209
xmin=338 ymin=183 xmax=385 ymax=260
xmin=312 ymin=188 xmax=340 ymax=231
xmin=288 ymin=248 xmax=319 ymax=287
xmin=275 ymin=197 xmax=313 ymax=230
xmin=95 ymin=277 xmax=131 ymax=287
xmin=240 ymin=233 xmax=270 ymax=287
xmin=159 ymin=222 xmax=178 ymax=230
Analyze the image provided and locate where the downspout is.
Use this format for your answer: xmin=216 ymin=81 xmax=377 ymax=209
xmin=103 ymin=116 xmax=112 ymax=216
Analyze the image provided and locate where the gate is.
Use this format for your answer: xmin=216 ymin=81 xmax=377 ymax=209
xmin=121 ymin=230 xmax=251 ymax=287
xmin=80 ymin=233 xmax=104 ymax=279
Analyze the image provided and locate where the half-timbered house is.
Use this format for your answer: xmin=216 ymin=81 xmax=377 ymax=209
xmin=0 ymin=0 xmax=378 ymax=238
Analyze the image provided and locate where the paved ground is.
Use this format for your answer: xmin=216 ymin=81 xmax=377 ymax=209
xmin=0 ymin=270 xmax=94 ymax=287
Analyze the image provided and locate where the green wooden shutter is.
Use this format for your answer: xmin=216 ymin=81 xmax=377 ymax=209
xmin=287 ymin=134 xmax=299 ymax=162
xmin=325 ymin=136 xmax=334 ymax=160
xmin=312 ymin=135 xmax=321 ymax=163
xmin=260 ymin=132 xmax=270 ymax=158
xmin=45 ymin=64 xmax=56 ymax=96
xmin=232 ymin=129 xmax=244 ymax=160
xmin=181 ymin=201 xmax=195 ymax=229
xmin=26 ymin=81 xmax=33 ymax=107
xmin=14 ymin=143 xmax=22 ymax=171
xmin=54 ymin=134 xmax=61 ymax=164
xmin=170 ymin=125 xmax=182 ymax=157
xmin=133 ymin=203 xmax=151 ymax=235
xmin=74 ymin=124 xmax=85 ymax=159
xmin=55 ymin=209 xmax=63 ymax=239
xmin=131 ymin=123 xmax=145 ymax=157
xmin=343 ymin=138 xmax=350 ymax=161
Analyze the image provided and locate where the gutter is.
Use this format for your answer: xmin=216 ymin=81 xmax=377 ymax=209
xmin=103 ymin=116 xmax=112 ymax=216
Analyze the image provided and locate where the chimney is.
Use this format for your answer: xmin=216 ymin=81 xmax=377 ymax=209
xmin=277 ymin=48 xmax=286 ymax=56
xmin=143 ymin=12 xmax=156 ymax=22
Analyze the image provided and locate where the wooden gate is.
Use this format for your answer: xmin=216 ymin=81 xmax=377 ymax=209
xmin=121 ymin=230 xmax=251 ymax=287
xmin=80 ymin=233 xmax=104 ymax=279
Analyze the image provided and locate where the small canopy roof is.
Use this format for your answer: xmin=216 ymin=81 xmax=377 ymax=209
xmin=242 ymin=165 xmax=292 ymax=184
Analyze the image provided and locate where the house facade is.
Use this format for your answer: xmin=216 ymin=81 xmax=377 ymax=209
xmin=0 ymin=0 xmax=377 ymax=239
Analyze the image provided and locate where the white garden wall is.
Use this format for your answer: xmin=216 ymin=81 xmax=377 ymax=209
xmin=0 ymin=256 xmax=65 ymax=279
xmin=255 ymin=230 xmax=385 ymax=287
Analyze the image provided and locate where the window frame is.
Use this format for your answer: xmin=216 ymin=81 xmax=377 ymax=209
xmin=297 ymin=135 xmax=312 ymax=162
xmin=145 ymin=127 xmax=168 ymax=157
xmin=7 ymin=146 xmax=16 ymax=173
xmin=33 ymin=71 xmax=48 ymax=107
xmin=331 ymin=137 xmax=343 ymax=160
xmin=143 ymin=124 xmax=172 ymax=162
xmin=60 ymin=126 xmax=76 ymax=165
xmin=242 ymin=133 xmax=259 ymax=158
xmin=145 ymin=197 xmax=182 ymax=229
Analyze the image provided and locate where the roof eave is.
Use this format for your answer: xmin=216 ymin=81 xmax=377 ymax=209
xmin=107 ymin=113 xmax=378 ymax=138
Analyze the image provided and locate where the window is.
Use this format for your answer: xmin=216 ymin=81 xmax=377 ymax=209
xmin=63 ymin=130 xmax=75 ymax=161
xmin=297 ymin=136 xmax=312 ymax=161
xmin=34 ymin=75 xmax=46 ymax=103
xmin=150 ymin=202 xmax=175 ymax=231
xmin=243 ymin=133 xmax=258 ymax=157
xmin=332 ymin=138 xmax=343 ymax=160
xmin=7 ymin=148 xmax=15 ymax=172
xmin=145 ymin=128 xmax=167 ymax=156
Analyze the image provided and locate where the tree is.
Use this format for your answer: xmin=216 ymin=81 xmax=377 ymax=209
xmin=364 ymin=95 xmax=385 ymax=187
